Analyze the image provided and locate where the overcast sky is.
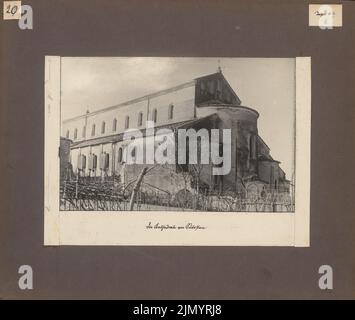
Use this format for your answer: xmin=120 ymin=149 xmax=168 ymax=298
xmin=61 ymin=57 xmax=295 ymax=179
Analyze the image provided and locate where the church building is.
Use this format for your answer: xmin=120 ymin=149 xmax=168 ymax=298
xmin=61 ymin=70 xmax=290 ymax=198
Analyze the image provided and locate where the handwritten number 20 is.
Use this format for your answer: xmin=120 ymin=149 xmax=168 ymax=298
xmin=6 ymin=4 xmax=18 ymax=16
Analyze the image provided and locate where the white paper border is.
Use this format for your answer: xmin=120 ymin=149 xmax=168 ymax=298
xmin=44 ymin=56 xmax=311 ymax=246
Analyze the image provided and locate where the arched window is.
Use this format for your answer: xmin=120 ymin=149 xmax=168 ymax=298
xmin=152 ymin=108 xmax=157 ymax=123
xmin=101 ymin=121 xmax=106 ymax=134
xmin=249 ymin=134 xmax=256 ymax=159
xmin=186 ymin=136 xmax=190 ymax=165
xmin=91 ymin=124 xmax=96 ymax=136
xmin=225 ymin=91 xmax=231 ymax=103
xmin=138 ymin=112 xmax=143 ymax=126
xmin=82 ymin=126 xmax=86 ymax=138
xmin=112 ymin=118 xmax=117 ymax=132
xmin=219 ymin=143 xmax=223 ymax=157
xmin=74 ymin=128 xmax=78 ymax=140
xmin=168 ymin=104 xmax=174 ymax=120
xmin=208 ymin=80 xmax=215 ymax=94
xmin=125 ymin=116 xmax=130 ymax=129
xmin=131 ymin=146 xmax=136 ymax=158
xmin=66 ymin=130 xmax=69 ymax=138
xmin=270 ymin=167 xmax=274 ymax=187
xmin=117 ymin=147 xmax=123 ymax=163
xmin=200 ymin=81 xmax=206 ymax=92
xmin=216 ymin=80 xmax=222 ymax=99
xmin=217 ymin=79 xmax=222 ymax=91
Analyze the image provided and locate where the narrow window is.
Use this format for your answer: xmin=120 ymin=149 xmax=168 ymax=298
xmin=91 ymin=124 xmax=96 ymax=136
xmin=112 ymin=118 xmax=117 ymax=132
xmin=66 ymin=130 xmax=69 ymax=138
xmin=217 ymin=79 xmax=222 ymax=91
xmin=249 ymin=134 xmax=256 ymax=159
xmin=270 ymin=167 xmax=274 ymax=187
xmin=118 ymin=147 xmax=123 ymax=163
xmin=249 ymin=135 xmax=253 ymax=159
xmin=152 ymin=108 xmax=157 ymax=123
xmin=125 ymin=116 xmax=130 ymax=129
xmin=225 ymin=91 xmax=231 ymax=103
xmin=82 ymin=126 xmax=86 ymax=138
xmin=131 ymin=146 xmax=136 ymax=158
xmin=216 ymin=80 xmax=222 ymax=99
xmin=74 ymin=128 xmax=78 ymax=140
xmin=138 ymin=112 xmax=143 ymax=126
xmin=208 ymin=80 xmax=215 ymax=94
xmin=200 ymin=81 xmax=206 ymax=92
xmin=168 ymin=104 xmax=174 ymax=120
xmin=101 ymin=121 xmax=106 ymax=134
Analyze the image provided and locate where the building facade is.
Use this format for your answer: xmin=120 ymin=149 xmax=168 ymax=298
xmin=61 ymin=71 xmax=290 ymax=199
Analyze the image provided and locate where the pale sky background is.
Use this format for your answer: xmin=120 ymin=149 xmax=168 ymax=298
xmin=61 ymin=57 xmax=295 ymax=179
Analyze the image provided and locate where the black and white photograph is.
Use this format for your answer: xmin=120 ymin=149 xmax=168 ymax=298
xmin=59 ymin=57 xmax=295 ymax=212
xmin=44 ymin=56 xmax=309 ymax=246
xmin=3 ymin=0 xmax=355 ymax=301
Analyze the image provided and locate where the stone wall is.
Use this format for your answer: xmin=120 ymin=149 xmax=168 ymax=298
xmin=62 ymin=83 xmax=196 ymax=142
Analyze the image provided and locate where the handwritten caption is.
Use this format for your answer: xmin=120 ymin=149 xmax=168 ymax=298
xmin=146 ymin=222 xmax=206 ymax=231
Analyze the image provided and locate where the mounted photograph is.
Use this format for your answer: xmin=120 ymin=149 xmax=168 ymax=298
xmin=44 ymin=57 xmax=310 ymax=246
xmin=59 ymin=58 xmax=295 ymax=213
